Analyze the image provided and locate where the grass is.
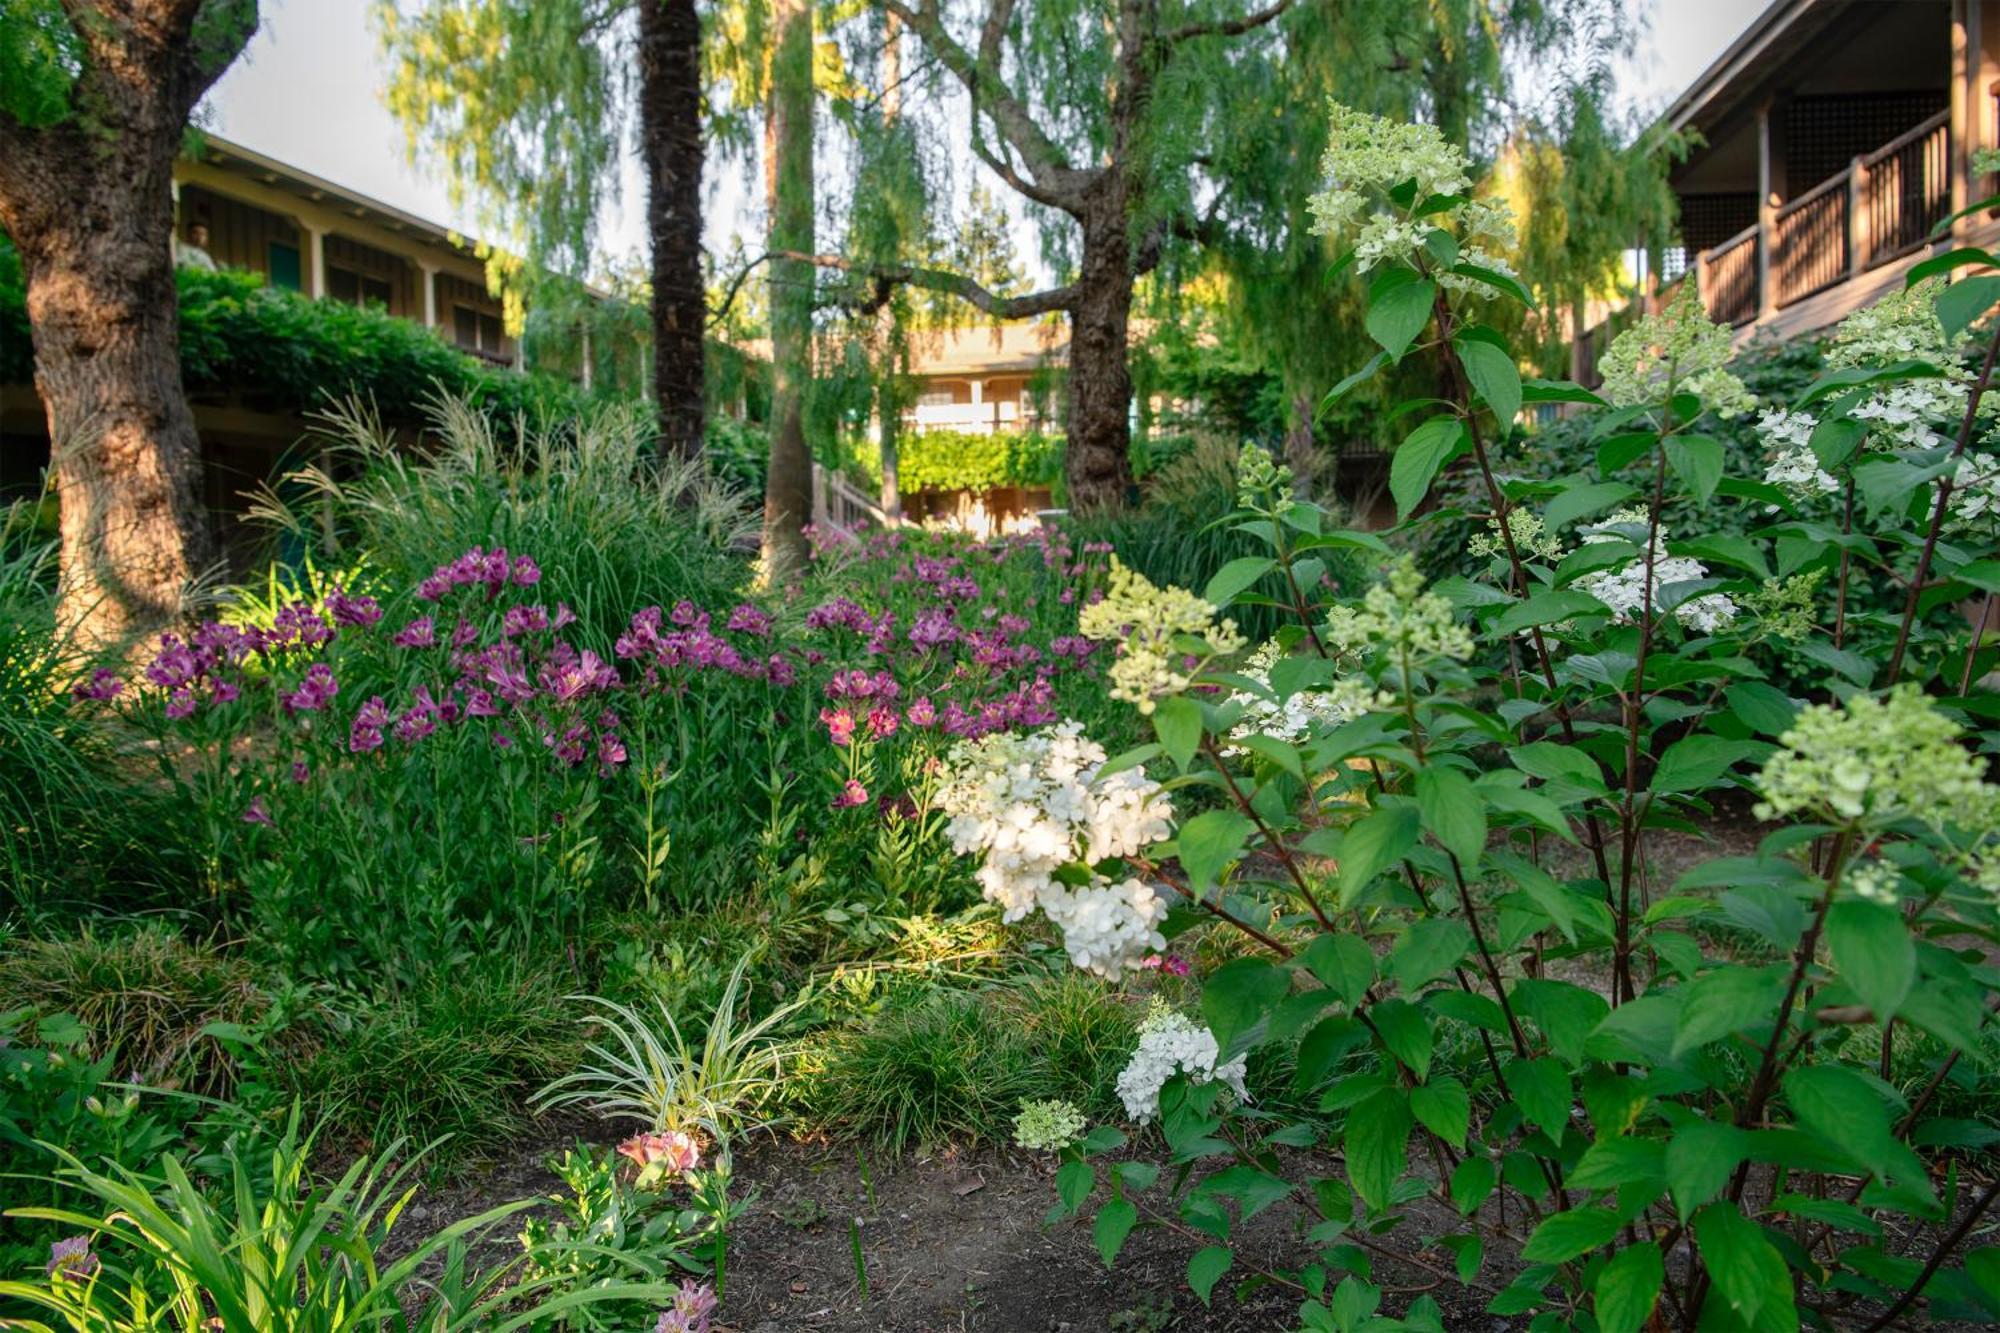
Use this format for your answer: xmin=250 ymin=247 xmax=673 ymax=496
xmin=280 ymin=962 xmax=585 ymax=1169
xmin=0 ymin=923 xmax=281 ymax=1097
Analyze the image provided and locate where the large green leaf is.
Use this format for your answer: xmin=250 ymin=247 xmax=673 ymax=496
xmin=1390 ymin=417 xmax=1467 ymax=522
xmin=1302 ymin=933 xmax=1376 ymax=1005
xmin=1201 ymin=958 xmax=1289 ymax=1055
xmin=1507 ymin=1056 xmax=1573 ymax=1145
xmin=1187 ymin=1246 xmax=1233 ymax=1305
xmin=1456 ymin=333 xmax=1522 ymax=429
xmin=1337 ymin=805 xmax=1420 ymax=905
xmin=1692 ymin=1202 xmax=1796 ymax=1330
xmin=1824 ymin=899 xmax=1915 ymax=1023
xmin=1389 ymin=918 xmax=1474 ymax=992
xmin=1204 ymin=556 xmax=1277 ymax=609
xmin=1410 ymin=1076 xmax=1471 ymax=1147
xmin=1369 ymin=997 xmax=1434 ymax=1080
xmin=1665 ymin=435 xmax=1724 ymax=502
xmin=1177 ymin=809 xmax=1254 ymax=890
xmin=1365 ymin=268 xmax=1438 ymax=358
xmin=1651 ymin=736 xmax=1763 ymax=795
xmin=1672 ymin=965 xmax=1784 ymax=1056
xmin=1094 ymin=1198 xmax=1138 ymax=1267
xmin=1520 ymin=1207 xmax=1623 ymax=1263
xmin=1344 ymin=1086 xmax=1413 ymax=1211
xmin=1593 ymin=1242 xmax=1664 ymax=1333
xmin=1415 ymin=767 xmax=1486 ymax=865
xmin=1665 ymin=1119 xmax=1744 ymax=1219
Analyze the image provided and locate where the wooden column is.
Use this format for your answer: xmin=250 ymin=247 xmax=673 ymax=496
xmin=1846 ymin=156 xmax=1869 ymax=276
xmin=1756 ymin=98 xmax=1781 ymax=322
xmin=418 ymin=262 xmax=439 ymax=328
xmin=304 ymin=224 xmax=326 ymax=300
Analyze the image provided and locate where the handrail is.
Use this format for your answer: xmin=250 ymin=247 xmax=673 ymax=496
xmin=1777 ymin=164 xmax=1852 ymax=218
xmin=1862 ymin=109 xmax=1950 ymax=171
xmin=1708 ymin=222 xmax=1758 ymax=255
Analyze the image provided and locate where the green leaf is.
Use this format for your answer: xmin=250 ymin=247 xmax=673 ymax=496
xmin=1568 ymin=1136 xmax=1666 ymax=1190
xmin=1493 ymin=854 xmax=1577 ymax=944
xmin=1409 ymin=1077 xmax=1471 ymax=1147
xmin=1094 ymin=1198 xmax=1138 ymax=1267
xmin=1205 ymin=556 xmax=1277 ymax=608
xmin=1337 ymin=805 xmax=1420 ymax=905
xmin=1370 ymin=997 xmax=1434 ymax=1080
xmin=1178 ymin=809 xmax=1254 ymax=890
xmin=1456 ymin=335 xmax=1522 ymax=428
xmin=1692 ymin=1203 xmax=1795 ymax=1329
xmin=1724 ymin=682 xmax=1798 ymax=737
xmin=1366 ymin=268 xmax=1437 ymax=359
xmin=1937 ymin=273 xmax=2000 ymax=338
xmin=1492 ymin=588 xmax=1608 ymax=635
xmin=1450 ymin=261 xmax=1534 ymax=304
xmin=1546 ymin=480 xmax=1640 ymax=530
xmin=1322 ymin=350 xmax=1389 ymax=408
xmin=1389 ymin=918 xmax=1474 ymax=992
xmin=1202 ymin=958 xmax=1289 ymax=1055
xmin=1825 ymin=900 xmax=1915 ymax=1022
xmin=1593 ymin=1242 xmax=1664 ymax=1333
xmin=1665 ymin=435 xmax=1724 ymax=502
xmin=1302 ymin=932 xmax=1376 ymax=1005
xmin=1520 ymin=1207 xmax=1623 ymax=1263
xmin=1449 ymin=1156 xmax=1496 ymax=1215
xmin=1673 ymin=965 xmax=1783 ymax=1056
xmin=1650 ymin=736 xmax=1762 ymax=795
xmin=1187 ymin=1245 xmax=1233 ymax=1304
xmin=1782 ymin=1064 xmax=1897 ymax=1171
xmin=1345 ymin=1086 xmax=1413 ymax=1211
xmin=1415 ymin=767 xmax=1486 ymax=865
xmin=1152 ymin=695 xmax=1202 ymax=772
xmin=1665 ymin=1119 xmax=1744 ymax=1219
xmin=1507 ymin=1056 xmax=1573 ymax=1146
xmin=1391 ymin=417 xmax=1467 ymax=522
xmin=1056 ymin=1159 xmax=1095 ymax=1213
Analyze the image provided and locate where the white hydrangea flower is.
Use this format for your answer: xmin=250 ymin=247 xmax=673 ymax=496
xmin=1948 ymin=450 xmax=2000 ymax=536
xmin=1597 ymin=282 xmax=1754 ymax=419
xmin=1115 ymin=1006 xmax=1250 ymax=1122
xmin=1324 ymin=556 xmax=1473 ymax=663
xmin=936 ymin=721 xmax=1174 ymax=977
xmin=1308 ymin=103 xmax=1472 ymax=239
xmin=1759 ymin=408 xmax=1840 ymax=501
xmin=1222 ymin=641 xmax=1386 ymax=753
xmin=1576 ymin=508 xmax=1737 ymax=633
xmin=1079 ymin=558 xmax=1245 ymax=715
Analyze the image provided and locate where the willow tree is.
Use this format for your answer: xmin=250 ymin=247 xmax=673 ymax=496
xmin=0 ymin=0 xmax=257 ymax=647
xmin=378 ymin=0 xmax=707 ymax=458
xmin=860 ymin=0 xmax=1303 ymax=512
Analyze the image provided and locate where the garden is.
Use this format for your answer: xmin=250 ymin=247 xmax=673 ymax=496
xmin=7 ymin=79 xmax=2000 ymax=1333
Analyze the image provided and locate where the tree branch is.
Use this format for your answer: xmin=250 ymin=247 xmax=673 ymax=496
xmin=776 ymin=249 xmax=1076 ymax=319
xmin=1165 ymin=0 xmax=1295 ymax=44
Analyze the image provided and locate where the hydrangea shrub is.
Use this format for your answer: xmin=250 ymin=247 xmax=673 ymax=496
xmin=958 ymin=105 xmax=2000 ymax=1331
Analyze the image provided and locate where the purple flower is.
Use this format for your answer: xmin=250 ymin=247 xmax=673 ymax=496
xmin=905 ymin=696 xmax=937 ymax=727
xmin=46 ymin=1236 xmax=98 ymax=1281
xmin=271 ymin=602 xmax=335 ymax=650
xmin=290 ymin=760 xmax=311 ymax=784
xmin=552 ymin=602 xmax=577 ymax=630
xmin=350 ymin=696 xmax=389 ymax=753
xmin=211 ymin=679 xmax=241 ymax=704
xmin=165 ymin=690 xmax=196 ymax=720
xmin=241 ymin=797 xmax=273 ymax=827
xmin=824 ymin=669 xmax=899 ymax=702
xmin=597 ymin=730 xmax=628 ymax=773
xmin=908 ymin=609 xmax=959 ymax=651
xmin=72 ymin=669 xmax=123 ymax=702
xmin=326 ymin=586 xmax=382 ymax=628
xmin=654 ymin=1279 xmax=718 ymax=1333
xmin=550 ymin=723 xmax=589 ymax=766
xmin=502 ymin=604 xmax=549 ymax=638
xmin=511 ymin=554 xmax=542 ymax=587
xmin=832 ymin=778 xmax=869 ymax=810
xmin=393 ymin=615 xmax=436 ymax=649
xmin=146 ymin=634 xmax=199 ymax=690
xmin=394 ymin=706 xmax=437 ymax=744
xmin=452 ymin=618 xmax=480 ymax=649
xmin=727 ymin=604 xmax=772 ymax=636
xmin=283 ymin=663 xmax=340 ymax=715
xmin=542 ymin=650 xmax=619 ymax=703
xmin=670 ymin=600 xmax=702 ymax=627
xmin=766 ymin=655 xmax=797 ymax=687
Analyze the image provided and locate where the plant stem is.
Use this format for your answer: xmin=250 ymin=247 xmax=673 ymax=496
xmin=1859 ymin=1175 xmax=2000 ymax=1331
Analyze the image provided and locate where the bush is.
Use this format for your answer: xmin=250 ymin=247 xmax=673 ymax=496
xmin=849 ymin=427 xmax=1063 ymax=494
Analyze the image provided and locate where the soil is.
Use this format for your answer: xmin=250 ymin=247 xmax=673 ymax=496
xmin=402 ymin=1134 xmax=1517 ymax=1333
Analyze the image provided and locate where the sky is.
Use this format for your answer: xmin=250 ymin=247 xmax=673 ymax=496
xmin=201 ymin=0 xmax=1766 ymax=283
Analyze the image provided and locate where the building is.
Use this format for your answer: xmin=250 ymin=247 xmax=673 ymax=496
xmin=175 ymin=133 xmax=519 ymax=366
xmin=1595 ymin=0 xmax=2000 ymax=365
xmin=897 ymin=320 xmax=1065 ymax=435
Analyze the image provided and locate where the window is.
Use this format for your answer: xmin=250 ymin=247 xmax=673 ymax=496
xmin=327 ymin=266 xmax=392 ymax=310
xmin=267 ymin=243 xmax=301 ymax=292
xmin=453 ymin=305 xmax=506 ymax=356
xmin=916 ymin=386 xmax=955 ymax=407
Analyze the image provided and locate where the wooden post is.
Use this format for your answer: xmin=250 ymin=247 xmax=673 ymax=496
xmin=304 ymin=223 xmax=327 ymax=300
xmin=1756 ymin=98 xmax=1779 ymax=322
xmin=419 ymin=262 xmax=439 ymax=328
xmin=1692 ymin=247 xmax=1710 ymax=318
xmin=1846 ymin=157 xmax=1868 ymax=277
xmin=1955 ymin=0 xmax=1973 ymax=240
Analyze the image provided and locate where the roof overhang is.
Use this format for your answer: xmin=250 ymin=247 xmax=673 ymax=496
xmin=1661 ymin=0 xmax=1851 ymax=136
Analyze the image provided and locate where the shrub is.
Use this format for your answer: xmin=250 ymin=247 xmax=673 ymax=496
xmin=848 ymin=427 xmax=1063 ymax=494
xmin=906 ymin=106 xmax=2000 ymax=1332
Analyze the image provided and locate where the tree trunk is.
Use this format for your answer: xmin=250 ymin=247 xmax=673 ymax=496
xmin=761 ymin=0 xmax=816 ymax=578
xmin=637 ymin=0 xmax=706 ymax=461
xmin=0 ymin=1 xmax=254 ymax=651
xmin=1064 ymin=190 xmax=1136 ymax=512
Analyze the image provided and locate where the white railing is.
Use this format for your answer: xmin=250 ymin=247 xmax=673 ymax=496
xmin=903 ymin=401 xmax=1045 ymax=434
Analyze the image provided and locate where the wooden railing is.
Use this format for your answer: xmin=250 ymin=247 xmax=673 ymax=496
xmin=811 ymin=461 xmax=890 ymax=540
xmin=1672 ymin=110 xmax=1955 ymax=329
xmin=1700 ymin=225 xmax=1759 ymax=327
xmin=1862 ymin=110 xmax=1951 ymax=263
xmin=1773 ymin=171 xmax=1850 ymax=306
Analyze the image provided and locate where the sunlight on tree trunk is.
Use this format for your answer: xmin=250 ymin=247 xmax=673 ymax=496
xmin=760 ymin=0 xmax=815 ymax=579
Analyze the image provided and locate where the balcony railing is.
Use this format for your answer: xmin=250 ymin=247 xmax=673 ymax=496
xmin=1687 ymin=110 xmax=1952 ymax=328
xmin=903 ymin=401 xmax=1046 ymax=434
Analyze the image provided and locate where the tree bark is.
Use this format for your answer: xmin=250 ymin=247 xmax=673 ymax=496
xmin=761 ymin=0 xmax=816 ymax=578
xmin=1065 ymin=189 xmax=1137 ymax=511
xmin=0 ymin=1 xmax=255 ymax=651
xmin=637 ymin=0 xmax=706 ymax=461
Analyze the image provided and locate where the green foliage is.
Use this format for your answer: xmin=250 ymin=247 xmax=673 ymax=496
xmin=849 ymin=428 xmax=1062 ymax=494
xmin=978 ymin=108 xmax=2000 ymax=1332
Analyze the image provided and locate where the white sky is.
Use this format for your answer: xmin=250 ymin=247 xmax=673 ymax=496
xmin=201 ymin=0 xmax=1766 ymax=285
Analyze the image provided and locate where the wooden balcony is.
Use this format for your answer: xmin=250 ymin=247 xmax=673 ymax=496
xmin=1694 ymin=111 xmax=1952 ymax=328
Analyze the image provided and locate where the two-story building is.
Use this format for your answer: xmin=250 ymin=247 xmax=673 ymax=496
xmin=1580 ymin=0 xmax=2000 ymax=374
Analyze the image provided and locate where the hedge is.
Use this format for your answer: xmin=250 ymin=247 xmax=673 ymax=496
xmin=849 ymin=427 xmax=1063 ymax=494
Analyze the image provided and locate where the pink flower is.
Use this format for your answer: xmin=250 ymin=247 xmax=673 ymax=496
xmin=832 ymin=778 xmax=869 ymax=809
xmin=290 ymin=760 xmax=311 ymax=784
xmin=906 ymin=696 xmax=937 ymax=727
xmin=393 ymin=615 xmax=436 ymax=649
xmin=241 ymin=797 xmax=273 ymax=827
xmin=820 ymin=707 xmax=856 ymax=745
xmin=655 ymin=1280 xmax=718 ymax=1333
xmin=618 ymin=1130 xmax=701 ymax=1174
xmin=46 ymin=1237 xmax=98 ymax=1281
xmin=866 ymin=704 xmax=898 ymax=741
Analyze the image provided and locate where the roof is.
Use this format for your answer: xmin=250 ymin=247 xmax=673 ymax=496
xmin=1660 ymin=0 xmax=1839 ymax=135
xmin=188 ymin=133 xmax=614 ymax=299
xmin=902 ymin=320 xmax=1067 ymax=377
